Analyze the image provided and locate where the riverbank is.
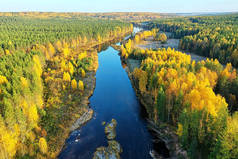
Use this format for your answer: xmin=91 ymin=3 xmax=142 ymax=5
xmin=59 ymin=27 xmax=156 ymax=159
xmin=46 ymin=31 xmax=133 ymax=158
xmin=124 ymin=58 xmax=188 ymax=159
xmin=119 ymin=30 xmax=191 ymax=158
xmin=46 ymin=49 xmax=98 ymax=158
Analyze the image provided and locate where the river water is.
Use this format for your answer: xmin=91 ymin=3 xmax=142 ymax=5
xmin=59 ymin=29 xmax=159 ymax=159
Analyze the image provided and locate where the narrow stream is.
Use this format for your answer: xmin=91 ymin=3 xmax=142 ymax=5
xmin=59 ymin=30 xmax=158 ymax=159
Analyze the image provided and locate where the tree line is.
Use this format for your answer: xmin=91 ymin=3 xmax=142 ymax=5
xmin=148 ymin=14 xmax=238 ymax=67
xmin=121 ymin=38 xmax=238 ymax=158
xmin=0 ymin=15 xmax=131 ymax=158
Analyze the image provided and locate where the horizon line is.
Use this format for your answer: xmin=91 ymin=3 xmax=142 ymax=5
xmin=0 ymin=11 xmax=237 ymax=14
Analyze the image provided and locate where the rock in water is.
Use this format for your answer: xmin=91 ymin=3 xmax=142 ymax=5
xmin=108 ymin=140 xmax=122 ymax=154
xmin=93 ymin=119 xmax=122 ymax=159
xmin=93 ymin=140 xmax=122 ymax=159
xmin=105 ymin=119 xmax=117 ymax=140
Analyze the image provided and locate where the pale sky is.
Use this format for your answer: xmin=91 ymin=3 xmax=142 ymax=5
xmin=0 ymin=0 xmax=237 ymax=13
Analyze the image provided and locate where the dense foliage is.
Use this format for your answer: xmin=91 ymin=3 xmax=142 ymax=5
xmin=155 ymin=33 xmax=167 ymax=43
xmin=121 ymin=29 xmax=157 ymax=58
xmin=0 ymin=16 xmax=130 ymax=56
xmin=122 ymin=39 xmax=238 ymax=158
xmin=148 ymin=14 xmax=238 ymax=67
xmin=0 ymin=51 xmax=44 ymax=158
xmin=0 ymin=14 xmax=131 ymax=158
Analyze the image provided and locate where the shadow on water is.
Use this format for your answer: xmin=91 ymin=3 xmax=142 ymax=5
xmin=59 ymin=29 xmax=170 ymax=159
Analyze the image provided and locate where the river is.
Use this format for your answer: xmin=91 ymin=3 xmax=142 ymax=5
xmin=59 ymin=28 xmax=165 ymax=159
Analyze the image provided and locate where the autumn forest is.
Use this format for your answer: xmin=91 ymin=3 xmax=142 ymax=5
xmin=0 ymin=10 xmax=238 ymax=159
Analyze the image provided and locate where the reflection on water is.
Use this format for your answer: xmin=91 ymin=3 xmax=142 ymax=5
xmin=59 ymin=45 xmax=154 ymax=159
xmin=59 ymin=27 xmax=172 ymax=159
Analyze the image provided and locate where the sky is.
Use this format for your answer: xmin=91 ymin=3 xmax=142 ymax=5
xmin=0 ymin=0 xmax=238 ymax=13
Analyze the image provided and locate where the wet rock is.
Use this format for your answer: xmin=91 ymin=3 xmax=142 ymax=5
xmin=93 ymin=140 xmax=122 ymax=159
xmin=149 ymin=150 xmax=164 ymax=159
xmin=93 ymin=147 xmax=107 ymax=159
xmin=108 ymin=140 xmax=122 ymax=154
xmin=93 ymin=119 xmax=122 ymax=159
xmin=70 ymin=109 xmax=94 ymax=131
xmin=105 ymin=119 xmax=117 ymax=140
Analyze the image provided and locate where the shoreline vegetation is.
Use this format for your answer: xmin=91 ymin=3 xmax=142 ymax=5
xmin=1 ymin=12 xmax=238 ymax=159
xmin=55 ymin=32 xmax=133 ymax=158
xmin=0 ymin=14 xmax=133 ymax=159
xmin=120 ymin=24 xmax=238 ymax=158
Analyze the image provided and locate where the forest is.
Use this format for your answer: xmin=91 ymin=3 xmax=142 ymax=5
xmin=147 ymin=14 xmax=238 ymax=67
xmin=121 ymin=42 xmax=238 ymax=158
xmin=120 ymin=19 xmax=238 ymax=158
xmin=1 ymin=11 xmax=238 ymax=159
xmin=0 ymin=14 xmax=131 ymax=158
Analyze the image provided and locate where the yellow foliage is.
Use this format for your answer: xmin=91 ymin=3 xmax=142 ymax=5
xmin=166 ymin=68 xmax=178 ymax=80
xmin=68 ymin=62 xmax=74 ymax=75
xmin=28 ymin=104 xmax=39 ymax=127
xmin=167 ymin=79 xmax=178 ymax=96
xmin=130 ymin=24 xmax=133 ymax=32
xmin=133 ymin=47 xmax=229 ymax=117
xmin=115 ymin=26 xmax=122 ymax=35
xmin=20 ymin=99 xmax=28 ymax=115
xmin=221 ymin=63 xmax=237 ymax=81
xmin=27 ymin=131 xmax=36 ymax=142
xmin=62 ymin=47 xmax=70 ymax=58
xmin=81 ymin=69 xmax=86 ymax=78
xmin=0 ymin=75 xmax=8 ymax=84
xmin=54 ymin=40 xmax=62 ymax=52
xmin=35 ymin=94 xmax=43 ymax=109
xmin=20 ymin=77 xmax=28 ymax=88
xmin=33 ymin=55 xmax=43 ymax=78
xmin=177 ymin=123 xmax=183 ymax=136
xmin=46 ymin=42 xmax=55 ymax=59
xmin=78 ymin=51 xmax=87 ymax=60
xmin=121 ymin=45 xmax=127 ymax=57
xmin=63 ymin=72 xmax=71 ymax=82
xmin=38 ymin=137 xmax=48 ymax=154
xmin=5 ymin=49 xmax=10 ymax=55
xmin=0 ymin=117 xmax=18 ymax=159
xmin=83 ymin=36 xmax=88 ymax=44
xmin=184 ymin=79 xmax=227 ymax=117
xmin=133 ymin=68 xmax=148 ymax=93
xmin=125 ymin=39 xmax=132 ymax=53
xmin=62 ymin=84 xmax=66 ymax=90
xmin=71 ymin=79 xmax=77 ymax=90
xmin=60 ymin=60 xmax=66 ymax=71
xmin=78 ymin=80 xmax=84 ymax=91
xmin=134 ymin=35 xmax=140 ymax=43
xmin=97 ymin=34 xmax=102 ymax=43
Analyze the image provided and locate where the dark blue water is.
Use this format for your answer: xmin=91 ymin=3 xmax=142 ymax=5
xmin=59 ymin=28 xmax=155 ymax=159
